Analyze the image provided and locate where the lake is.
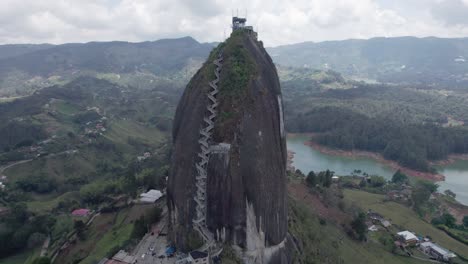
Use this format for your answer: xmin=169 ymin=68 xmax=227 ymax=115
xmin=287 ymin=134 xmax=468 ymax=205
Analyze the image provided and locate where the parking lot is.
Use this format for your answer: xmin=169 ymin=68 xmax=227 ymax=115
xmin=131 ymin=217 xmax=177 ymax=264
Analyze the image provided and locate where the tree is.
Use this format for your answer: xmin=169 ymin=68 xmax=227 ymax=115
xmin=74 ymin=220 xmax=86 ymax=240
xmin=123 ymin=164 xmax=139 ymax=197
xmin=317 ymin=171 xmax=326 ymax=185
xmin=323 ymin=170 xmax=333 ymax=188
xmin=412 ymin=180 xmax=438 ymax=213
xmin=432 ymin=213 xmax=457 ymax=228
xmin=463 ymin=216 xmax=468 ymax=228
xmin=391 ymin=170 xmax=408 ymax=184
xmin=306 ymin=171 xmax=317 ymax=187
xmin=131 ymin=216 xmax=147 ymax=239
xmin=369 ymin=175 xmax=386 ymax=188
xmin=359 ymin=179 xmax=367 ymax=188
xmin=444 ymin=189 xmax=456 ymax=199
xmin=442 ymin=213 xmax=457 ymax=228
xmin=32 ymin=256 xmax=51 ymax=264
xmin=80 ymin=183 xmax=104 ymax=204
xmin=295 ymin=169 xmax=305 ymax=177
xmin=351 ymin=212 xmax=367 ymax=241
xmin=27 ymin=232 xmax=46 ymax=249
xmin=9 ymin=203 xmax=29 ymax=225
xmin=145 ymin=207 xmax=163 ymax=224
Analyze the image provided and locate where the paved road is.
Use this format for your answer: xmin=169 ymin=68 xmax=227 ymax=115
xmin=132 ymin=211 xmax=176 ymax=264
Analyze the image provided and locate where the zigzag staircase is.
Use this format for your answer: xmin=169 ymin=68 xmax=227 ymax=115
xmin=192 ymin=51 xmax=223 ymax=255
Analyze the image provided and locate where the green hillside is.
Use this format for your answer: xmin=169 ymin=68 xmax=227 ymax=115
xmin=269 ymin=36 xmax=468 ymax=88
xmin=0 ymin=37 xmax=212 ymax=97
xmin=0 ymin=76 xmax=171 ymax=262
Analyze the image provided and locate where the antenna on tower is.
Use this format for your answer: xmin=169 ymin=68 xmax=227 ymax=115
xmin=237 ymin=9 xmax=239 ymax=17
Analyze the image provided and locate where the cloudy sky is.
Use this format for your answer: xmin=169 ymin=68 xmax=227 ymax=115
xmin=1 ymin=0 xmax=468 ymax=46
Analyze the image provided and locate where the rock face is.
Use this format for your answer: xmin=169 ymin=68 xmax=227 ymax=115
xmin=168 ymin=31 xmax=288 ymax=263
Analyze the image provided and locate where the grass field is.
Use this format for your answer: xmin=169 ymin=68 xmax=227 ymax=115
xmin=26 ymin=191 xmax=80 ymax=213
xmin=54 ymin=204 xmax=155 ymax=264
xmin=289 ymin=197 xmax=428 ymax=264
xmin=79 ymin=223 xmax=133 ymax=264
xmin=52 ymin=99 xmax=81 ymax=116
xmin=104 ymin=119 xmax=166 ymax=155
xmin=0 ymin=247 xmax=40 ymax=264
xmin=344 ymin=189 xmax=468 ymax=260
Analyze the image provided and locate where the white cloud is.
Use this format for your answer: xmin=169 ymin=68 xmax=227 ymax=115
xmin=0 ymin=0 xmax=468 ymax=46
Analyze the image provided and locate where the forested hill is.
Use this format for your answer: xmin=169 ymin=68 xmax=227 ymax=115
xmin=281 ymin=69 xmax=468 ymax=172
xmin=0 ymin=37 xmax=212 ymax=97
xmin=268 ymin=36 xmax=468 ymax=87
xmin=0 ymin=44 xmax=52 ymax=59
xmin=0 ymin=37 xmax=210 ymax=76
xmin=287 ymin=106 xmax=468 ymax=172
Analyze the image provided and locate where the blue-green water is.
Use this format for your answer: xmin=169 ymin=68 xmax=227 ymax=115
xmin=435 ymin=162 xmax=468 ymax=206
xmin=287 ymin=135 xmax=468 ymax=205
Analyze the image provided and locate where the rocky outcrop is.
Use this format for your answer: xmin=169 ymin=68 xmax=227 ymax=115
xmin=168 ymin=30 xmax=288 ymax=263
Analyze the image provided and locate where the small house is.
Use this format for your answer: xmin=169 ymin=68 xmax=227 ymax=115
xmin=72 ymin=208 xmax=90 ymax=217
xmin=420 ymin=242 xmax=456 ymax=261
xmin=139 ymin=189 xmax=163 ymax=203
xmin=397 ymin=231 xmax=419 ymax=246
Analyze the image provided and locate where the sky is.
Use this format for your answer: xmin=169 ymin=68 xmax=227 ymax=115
xmin=1 ymin=0 xmax=468 ymax=47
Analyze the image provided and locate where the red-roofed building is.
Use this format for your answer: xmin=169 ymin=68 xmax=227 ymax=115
xmin=72 ymin=208 xmax=90 ymax=217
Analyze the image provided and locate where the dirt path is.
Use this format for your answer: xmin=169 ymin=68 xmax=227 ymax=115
xmin=0 ymin=150 xmax=77 ymax=177
xmin=40 ymin=235 xmax=51 ymax=257
xmin=0 ymin=159 xmax=33 ymax=175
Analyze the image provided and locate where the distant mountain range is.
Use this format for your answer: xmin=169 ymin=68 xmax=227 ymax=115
xmin=268 ymin=36 xmax=468 ymax=87
xmin=0 ymin=37 xmax=212 ymax=96
xmin=2 ymin=36 xmax=468 ymax=97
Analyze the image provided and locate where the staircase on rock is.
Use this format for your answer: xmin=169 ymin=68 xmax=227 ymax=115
xmin=192 ymin=52 xmax=223 ymax=254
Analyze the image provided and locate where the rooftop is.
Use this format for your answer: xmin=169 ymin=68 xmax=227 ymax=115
xmin=112 ymin=250 xmax=135 ymax=263
xmin=72 ymin=208 xmax=90 ymax=216
xmin=397 ymin=231 xmax=418 ymax=241
xmin=139 ymin=189 xmax=163 ymax=203
xmin=421 ymin=242 xmax=456 ymax=258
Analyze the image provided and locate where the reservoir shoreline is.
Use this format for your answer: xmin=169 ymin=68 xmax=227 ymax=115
xmin=287 ymin=133 xmax=468 ymax=206
xmin=288 ymin=133 xmax=452 ymax=182
xmin=304 ymin=140 xmax=445 ymax=181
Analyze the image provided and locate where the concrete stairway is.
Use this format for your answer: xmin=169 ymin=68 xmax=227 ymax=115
xmin=192 ymin=52 xmax=223 ymax=255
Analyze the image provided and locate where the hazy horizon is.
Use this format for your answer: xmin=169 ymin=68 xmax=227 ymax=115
xmin=2 ymin=34 xmax=468 ymax=49
xmin=2 ymin=0 xmax=468 ymax=46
